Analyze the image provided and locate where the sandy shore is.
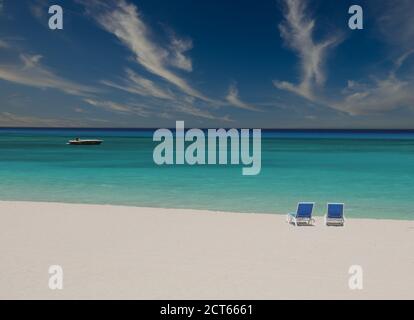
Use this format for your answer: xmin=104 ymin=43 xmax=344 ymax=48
xmin=0 ymin=201 xmax=413 ymax=300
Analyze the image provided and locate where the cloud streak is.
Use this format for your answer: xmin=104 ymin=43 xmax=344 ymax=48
xmin=84 ymin=98 xmax=150 ymax=117
xmin=0 ymin=54 xmax=97 ymax=96
xmin=0 ymin=112 xmax=108 ymax=127
xmin=226 ymin=84 xmax=259 ymax=111
xmin=101 ymin=69 xmax=174 ymax=100
xmin=173 ymin=101 xmax=233 ymax=122
xmin=0 ymin=39 xmax=9 ymax=48
xmin=334 ymin=52 xmax=414 ymax=115
xmin=81 ymin=0 xmax=210 ymax=102
xmin=273 ymin=0 xmax=414 ymax=116
xmin=332 ymin=1 xmax=414 ymax=116
xmin=168 ymin=34 xmax=193 ymax=72
xmin=373 ymin=0 xmax=414 ymax=51
xmin=274 ymin=0 xmax=340 ymax=101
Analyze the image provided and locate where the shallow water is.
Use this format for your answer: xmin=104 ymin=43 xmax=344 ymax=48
xmin=1 ymin=128 xmax=413 ymax=220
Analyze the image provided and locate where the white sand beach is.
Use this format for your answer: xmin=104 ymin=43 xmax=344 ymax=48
xmin=0 ymin=201 xmax=413 ymax=300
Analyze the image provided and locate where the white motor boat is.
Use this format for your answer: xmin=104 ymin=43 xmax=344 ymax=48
xmin=67 ymin=138 xmax=103 ymax=145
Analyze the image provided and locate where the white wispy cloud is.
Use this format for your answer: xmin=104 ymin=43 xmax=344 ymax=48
xmin=83 ymin=98 xmax=150 ymax=117
xmin=373 ymin=0 xmax=414 ymax=51
xmin=0 ymin=112 xmax=108 ymax=127
xmin=168 ymin=34 xmax=193 ymax=72
xmin=0 ymin=39 xmax=9 ymax=49
xmin=273 ymin=0 xmax=340 ymax=101
xmin=0 ymin=112 xmax=70 ymax=127
xmin=394 ymin=50 xmax=414 ymax=71
xmin=334 ymin=52 xmax=414 ymax=115
xmin=226 ymin=84 xmax=259 ymax=111
xmin=273 ymin=0 xmax=414 ymax=116
xmin=84 ymin=96 xmax=231 ymax=122
xmin=77 ymin=0 xmax=239 ymax=122
xmin=332 ymin=1 xmax=414 ymax=116
xmin=334 ymin=78 xmax=413 ymax=115
xmin=0 ymin=54 xmax=97 ymax=96
xmin=74 ymin=0 xmax=259 ymax=123
xmin=101 ymin=69 xmax=174 ymax=100
xmin=30 ymin=1 xmax=45 ymax=20
xmin=80 ymin=0 xmax=210 ymax=102
xmin=174 ymin=101 xmax=233 ymax=122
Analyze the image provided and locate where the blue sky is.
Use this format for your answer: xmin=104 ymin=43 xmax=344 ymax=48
xmin=0 ymin=0 xmax=414 ymax=128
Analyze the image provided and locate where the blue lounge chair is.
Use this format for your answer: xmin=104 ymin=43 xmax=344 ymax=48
xmin=325 ymin=203 xmax=345 ymax=226
xmin=286 ymin=202 xmax=315 ymax=226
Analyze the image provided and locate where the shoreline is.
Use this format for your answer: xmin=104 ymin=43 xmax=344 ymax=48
xmin=1 ymin=199 xmax=413 ymax=222
xmin=1 ymin=200 xmax=414 ymax=299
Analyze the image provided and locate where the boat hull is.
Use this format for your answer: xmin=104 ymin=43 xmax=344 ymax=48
xmin=68 ymin=140 xmax=103 ymax=145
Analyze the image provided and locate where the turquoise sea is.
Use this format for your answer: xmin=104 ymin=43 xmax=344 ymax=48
xmin=0 ymin=128 xmax=413 ymax=220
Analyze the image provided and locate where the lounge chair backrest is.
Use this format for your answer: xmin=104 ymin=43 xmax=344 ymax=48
xmin=327 ymin=203 xmax=344 ymax=219
xmin=296 ymin=203 xmax=314 ymax=218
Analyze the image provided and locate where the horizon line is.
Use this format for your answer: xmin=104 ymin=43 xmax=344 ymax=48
xmin=1 ymin=127 xmax=414 ymax=132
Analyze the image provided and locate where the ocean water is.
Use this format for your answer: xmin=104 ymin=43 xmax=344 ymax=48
xmin=0 ymin=128 xmax=414 ymax=220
